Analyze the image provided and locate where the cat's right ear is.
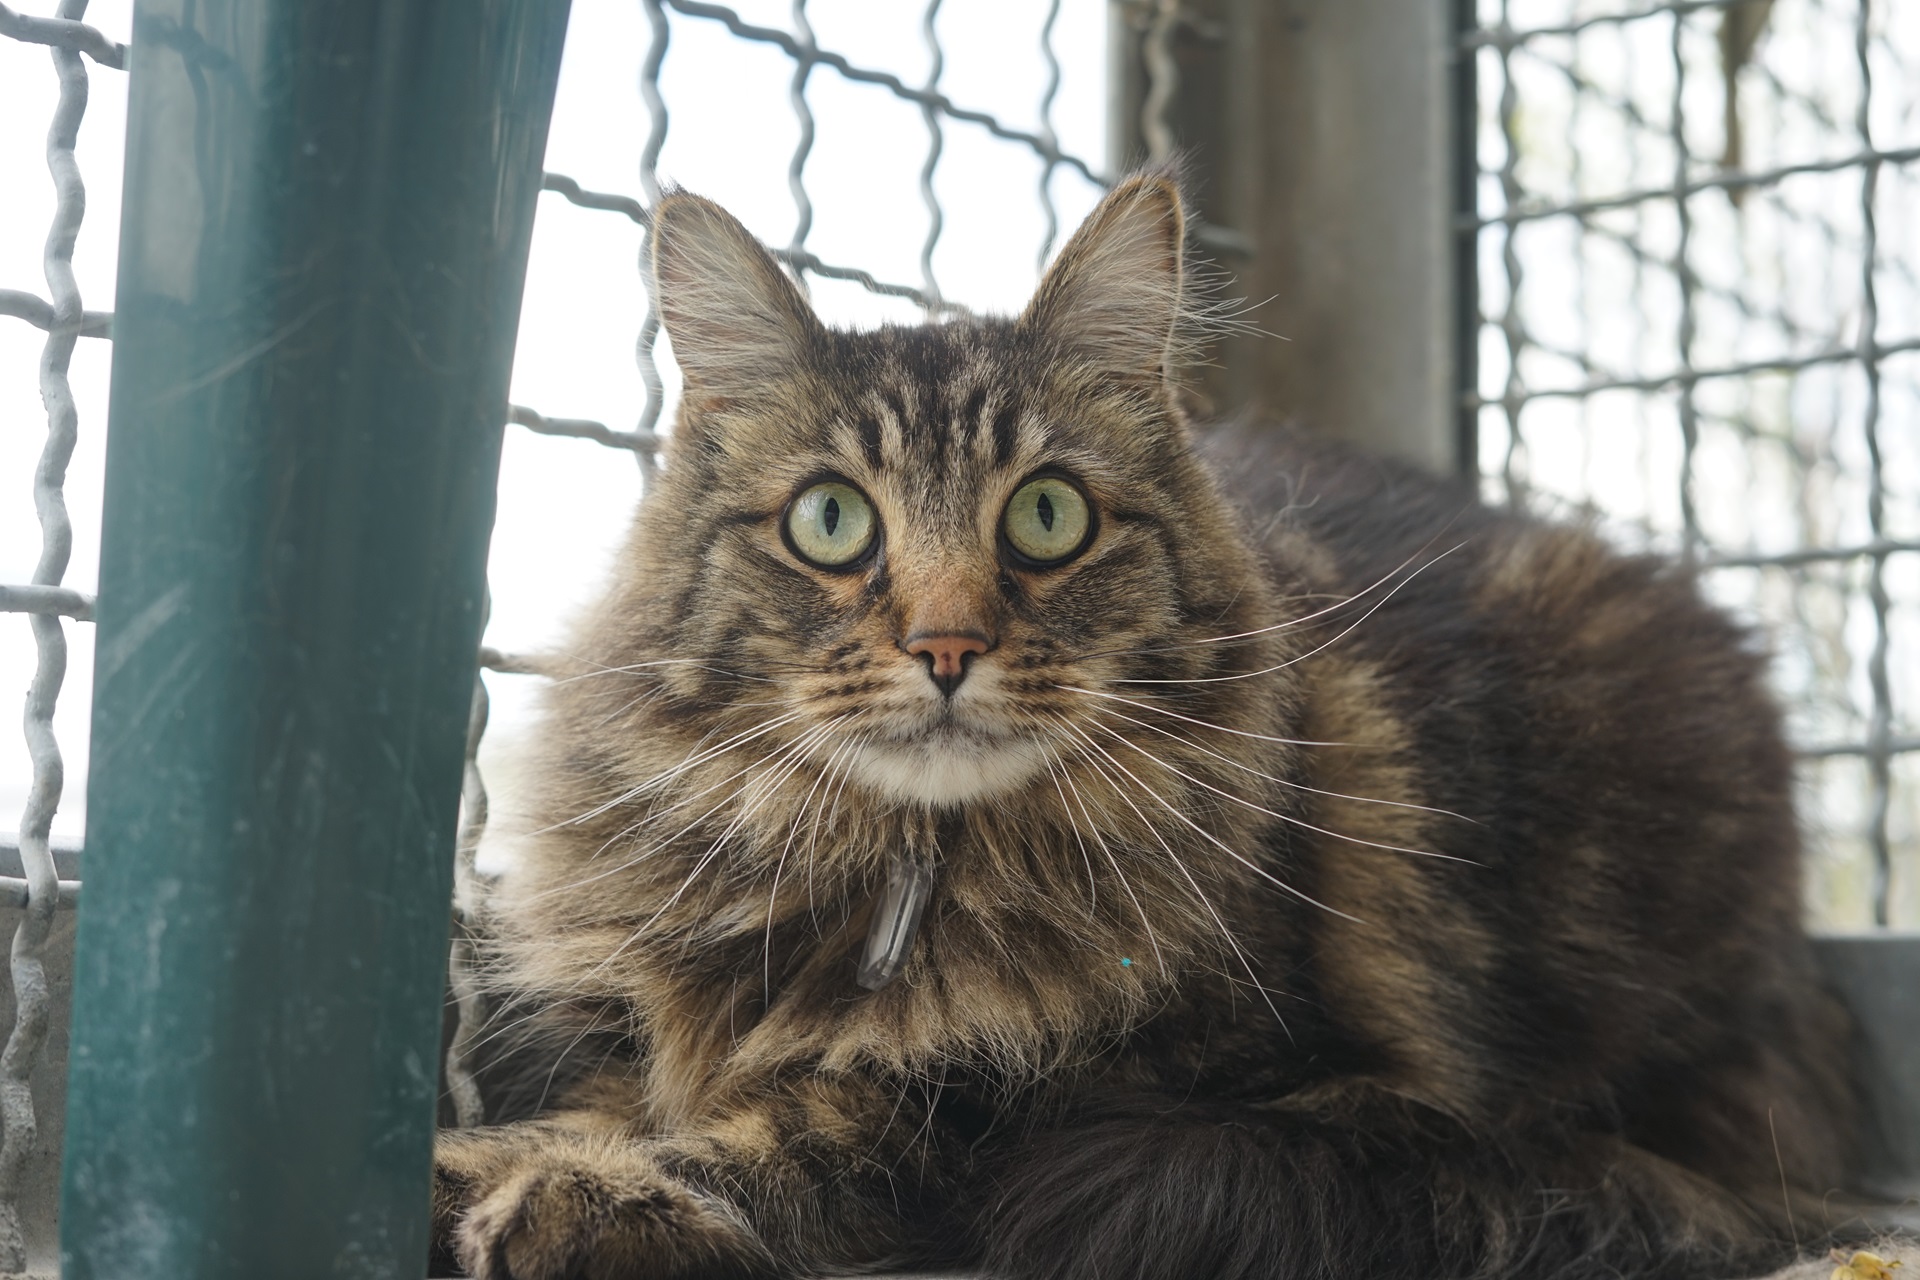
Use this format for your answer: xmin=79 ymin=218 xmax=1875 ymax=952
xmin=649 ymin=192 xmax=820 ymax=402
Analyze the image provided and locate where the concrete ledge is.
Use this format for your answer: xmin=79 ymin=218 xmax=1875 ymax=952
xmin=1814 ymin=934 xmax=1920 ymax=1203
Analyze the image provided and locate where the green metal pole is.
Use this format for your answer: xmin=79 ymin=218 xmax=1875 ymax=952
xmin=60 ymin=3 xmax=570 ymax=1274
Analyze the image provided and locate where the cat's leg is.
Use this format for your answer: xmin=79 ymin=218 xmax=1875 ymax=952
xmin=431 ymin=1075 xmax=960 ymax=1280
xmin=974 ymin=1092 xmax=1793 ymax=1280
xmin=431 ymin=1118 xmax=779 ymax=1280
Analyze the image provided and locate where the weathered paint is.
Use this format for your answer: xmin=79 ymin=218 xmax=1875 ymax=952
xmin=60 ymin=3 xmax=570 ymax=1274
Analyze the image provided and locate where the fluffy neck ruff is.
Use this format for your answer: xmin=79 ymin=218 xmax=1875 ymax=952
xmin=491 ymin=639 xmax=1305 ymax=1125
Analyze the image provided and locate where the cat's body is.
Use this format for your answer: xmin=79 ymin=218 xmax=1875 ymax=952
xmin=432 ymin=178 xmax=1857 ymax=1280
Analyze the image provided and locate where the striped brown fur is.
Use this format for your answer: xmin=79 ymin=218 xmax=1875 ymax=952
xmin=431 ymin=176 xmax=1860 ymax=1280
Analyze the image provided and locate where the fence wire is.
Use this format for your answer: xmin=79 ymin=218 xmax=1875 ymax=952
xmin=0 ymin=0 xmax=103 ymax=1268
xmin=1467 ymin=0 xmax=1920 ymax=927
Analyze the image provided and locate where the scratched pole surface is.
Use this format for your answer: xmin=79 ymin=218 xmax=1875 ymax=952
xmin=57 ymin=3 xmax=570 ymax=1274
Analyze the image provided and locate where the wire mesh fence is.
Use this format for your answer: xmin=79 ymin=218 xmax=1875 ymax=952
xmin=0 ymin=0 xmax=111 ymax=1266
xmin=1465 ymin=0 xmax=1920 ymax=929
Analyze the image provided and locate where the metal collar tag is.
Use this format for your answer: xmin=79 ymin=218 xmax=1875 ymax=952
xmin=856 ymin=855 xmax=933 ymax=991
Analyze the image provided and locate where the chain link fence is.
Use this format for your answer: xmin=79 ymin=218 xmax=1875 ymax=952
xmin=0 ymin=1 xmax=112 ymax=1266
xmin=1465 ymin=0 xmax=1920 ymax=930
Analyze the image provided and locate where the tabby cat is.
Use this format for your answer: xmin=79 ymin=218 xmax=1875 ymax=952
xmin=430 ymin=174 xmax=1858 ymax=1280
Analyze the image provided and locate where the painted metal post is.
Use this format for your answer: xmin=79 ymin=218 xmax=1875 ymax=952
xmin=59 ymin=3 xmax=570 ymax=1275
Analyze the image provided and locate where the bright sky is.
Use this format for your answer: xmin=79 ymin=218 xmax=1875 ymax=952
xmin=0 ymin=0 xmax=1109 ymax=844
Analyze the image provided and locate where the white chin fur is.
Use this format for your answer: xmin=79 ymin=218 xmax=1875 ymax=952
xmin=845 ymin=729 xmax=1049 ymax=806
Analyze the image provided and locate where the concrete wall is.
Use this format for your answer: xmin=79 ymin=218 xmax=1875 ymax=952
xmin=1110 ymin=0 xmax=1468 ymax=475
xmin=0 ymin=841 xmax=78 ymax=1278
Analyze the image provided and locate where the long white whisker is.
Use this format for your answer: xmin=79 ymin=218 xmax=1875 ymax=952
xmin=1052 ymin=718 xmax=1365 ymax=927
xmin=1117 ymin=541 xmax=1469 ymax=684
xmin=615 ymin=708 xmax=820 ymax=803
xmin=531 ymin=706 xmax=848 ymax=915
xmin=763 ymin=728 xmax=867 ymax=996
xmin=1039 ymin=746 xmax=1099 ymax=914
xmin=529 ymin=709 xmax=808 ymax=835
xmin=1188 ymin=532 xmax=1470 ymax=646
xmin=1073 ymin=531 xmax=1469 ymax=663
xmin=1085 ymin=720 xmax=1476 ymax=866
xmin=583 ymin=717 xmax=849 ymax=988
xmin=1088 ymin=705 xmax=1484 ymax=833
xmin=524 ymin=748 xmax=800 ymax=903
xmin=807 ymin=730 xmax=873 ymax=917
xmin=574 ymin=705 xmax=856 ymax=865
xmin=652 ymin=718 xmax=848 ymax=926
xmin=1038 ymin=735 xmax=1166 ymax=973
xmin=1055 ymin=686 xmax=1354 ymax=748
xmin=1057 ymin=720 xmax=1286 ymax=1029
xmin=546 ymin=655 xmax=780 ymax=687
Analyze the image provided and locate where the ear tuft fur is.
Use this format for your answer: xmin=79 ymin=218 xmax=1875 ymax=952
xmin=1020 ymin=173 xmax=1187 ymax=382
xmin=649 ymin=191 xmax=819 ymax=398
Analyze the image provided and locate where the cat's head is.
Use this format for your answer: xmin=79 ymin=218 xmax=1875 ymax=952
xmin=590 ymin=176 xmax=1288 ymax=813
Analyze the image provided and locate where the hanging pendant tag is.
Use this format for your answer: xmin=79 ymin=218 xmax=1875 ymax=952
xmin=857 ymin=855 xmax=932 ymax=991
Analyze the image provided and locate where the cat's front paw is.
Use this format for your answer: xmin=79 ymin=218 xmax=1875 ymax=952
xmin=454 ymin=1161 xmax=777 ymax=1280
xmin=433 ymin=1130 xmax=780 ymax=1280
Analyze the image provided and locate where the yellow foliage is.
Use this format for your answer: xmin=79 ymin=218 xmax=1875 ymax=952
xmin=1831 ymin=1250 xmax=1904 ymax=1280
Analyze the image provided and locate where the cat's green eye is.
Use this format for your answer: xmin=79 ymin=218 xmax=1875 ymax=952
xmin=785 ymin=481 xmax=877 ymax=568
xmin=1003 ymin=475 xmax=1092 ymax=565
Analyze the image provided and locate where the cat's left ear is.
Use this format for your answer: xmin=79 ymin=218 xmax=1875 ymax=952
xmin=649 ymin=191 xmax=821 ymax=401
xmin=1019 ymin=173 xmax=1186 ymax=383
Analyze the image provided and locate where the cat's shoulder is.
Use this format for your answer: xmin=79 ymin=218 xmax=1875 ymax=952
xmin=1188 ymin=418 xmax=1758 ymax=676
xmin=1190 ymin=417 xmax=1498 ymax=550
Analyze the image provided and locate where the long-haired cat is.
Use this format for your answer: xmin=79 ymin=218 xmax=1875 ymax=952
xmin=431 ymin=174 xmax=1858 ymax=1280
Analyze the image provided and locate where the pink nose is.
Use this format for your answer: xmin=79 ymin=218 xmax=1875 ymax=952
xmin=903 ymin=632 xmax=991 ymax=695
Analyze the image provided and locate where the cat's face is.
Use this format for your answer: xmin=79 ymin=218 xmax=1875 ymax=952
xmin=610 ymin=178 xmax=1278 ymax=810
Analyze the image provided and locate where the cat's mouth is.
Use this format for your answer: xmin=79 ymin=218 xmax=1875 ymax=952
xmin=841 ymin=720 xmax=1050 ymax=806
